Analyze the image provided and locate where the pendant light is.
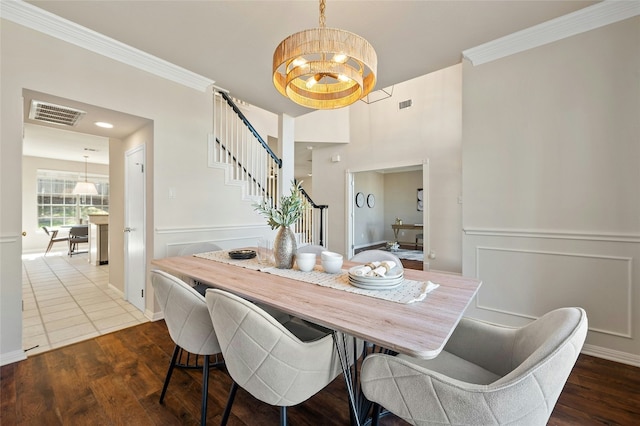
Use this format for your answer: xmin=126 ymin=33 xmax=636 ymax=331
xmin=72 ymin=155 xmax=98 ymax=195
xmin=272 ymin=0 xmax=377 ymax=110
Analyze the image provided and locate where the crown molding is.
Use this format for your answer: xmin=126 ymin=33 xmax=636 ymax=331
xmin=463 ymin=0 xmax=640 ymax=66
xmin=0 ymin=0 xmax=214 ymax=92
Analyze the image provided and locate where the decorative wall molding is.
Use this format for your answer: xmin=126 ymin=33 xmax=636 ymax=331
xmin=0 ymin=0 xmax=214 ymax=92
xmin=464 ymin=227 xmax=640 ymax=243
xmin=463 ymin=0 xmax=640 ymax=66
xmin=155 ymin=223 xmax=267 ymax=234
xmin=475 ymin=246 xmax=633 ymax=339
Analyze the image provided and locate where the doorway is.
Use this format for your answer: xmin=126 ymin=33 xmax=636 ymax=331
xmin=21 ymin=89 xmax=152 ymax=355
xmin=347 ymin=161 xmax=429 ymax=270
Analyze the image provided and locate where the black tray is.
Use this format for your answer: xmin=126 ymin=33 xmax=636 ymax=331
xmin=228 ymin=249 xmax=256 ymax=260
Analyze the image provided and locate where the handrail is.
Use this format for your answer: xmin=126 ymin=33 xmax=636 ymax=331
xmin=215 ymin=136 xmax=268 ymax=197
xmin=295 ymin=180 xmax=328 ymax=247
xmin=296 ymin=182 xmax=328 ymax=210
xmin=219 ymin=91 xmax=282 ymax=168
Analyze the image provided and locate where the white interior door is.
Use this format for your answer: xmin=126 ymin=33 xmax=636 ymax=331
xmin=124 ymin=145 xmax=146 ymax=312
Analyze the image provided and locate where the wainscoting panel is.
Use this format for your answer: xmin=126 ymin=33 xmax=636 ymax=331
xmin=476 ymin=246 xmax=632 ymax=338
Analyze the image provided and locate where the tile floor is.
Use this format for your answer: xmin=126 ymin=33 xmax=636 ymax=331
xmin=22 ymin=249 xmax=148 ymax=356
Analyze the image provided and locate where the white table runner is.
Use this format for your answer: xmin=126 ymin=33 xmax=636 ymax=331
xmin=193 ymin=250 xmax=438 ymax=304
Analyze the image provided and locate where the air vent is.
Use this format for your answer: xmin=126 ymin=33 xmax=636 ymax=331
xmin=29 ymin=100 xmax=86 ymax=126
xmin=399 ymin=99 xmax=412 ymax=110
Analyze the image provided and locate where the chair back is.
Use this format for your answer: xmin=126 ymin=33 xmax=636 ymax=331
xmin=361 ymin=307 xmax=587 ymax=426
xmin=69 ymin=225 xmax=88 ymax=238
xmin=206 ymin=289 xmax=343 ymax=407
xmin=350 ymin=249 xmax=401 ymax=265
xmin=42 ymin=226 xmax=52 ymax=236
xmin=151 ymin=270 xmax=220 ymax=356
xmin=494 ymin=307 xmax=587 ymax=386
xmin=297 ymin=244 xmax=325 ymax=255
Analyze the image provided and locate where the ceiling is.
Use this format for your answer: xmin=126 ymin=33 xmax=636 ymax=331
xmin=20 ymin=1 xmax=597 ymax=174
xmin=27 ymin=0 xmax=596 ymax=118
xmin=23 ymin=89 xmax=151 ymax=165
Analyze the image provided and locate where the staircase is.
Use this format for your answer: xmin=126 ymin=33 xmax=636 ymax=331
xmin=208 ymin=89 xmax=328 ymax=247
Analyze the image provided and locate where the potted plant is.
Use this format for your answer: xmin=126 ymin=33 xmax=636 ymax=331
xmin=254 ymin=181 xmax=304 ymax=268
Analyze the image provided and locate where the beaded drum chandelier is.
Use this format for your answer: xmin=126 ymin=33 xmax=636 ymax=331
xmin=272 ymin=0 xmax=377 ymax=110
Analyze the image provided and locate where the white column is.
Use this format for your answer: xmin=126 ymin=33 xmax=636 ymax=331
xmin=278 ymin=113 xmax=295 ymax=197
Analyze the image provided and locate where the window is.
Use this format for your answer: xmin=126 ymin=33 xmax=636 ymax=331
xmin=37 ymin=170 xmax=109 ymax=227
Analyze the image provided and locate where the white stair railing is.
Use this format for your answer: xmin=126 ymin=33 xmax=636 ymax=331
xmin=211 ymin=88 xmax=280 ymax=205
xmin=211 ymin=89 xmax=327 ymax=246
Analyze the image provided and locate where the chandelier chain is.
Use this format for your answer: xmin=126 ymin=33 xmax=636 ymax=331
xmin=319 ymin=0 xmax=326 ymax=28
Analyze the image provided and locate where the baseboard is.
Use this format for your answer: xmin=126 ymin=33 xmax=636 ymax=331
xmin=582 ymin=343 xmax=640 ymax=368
xmin=0 ymin=349 xmax=27 ymax=367
xmin=145 ymin=309 xmax=164 ymax=322
xmin=108 ymin=283 xmax=124 ymax=298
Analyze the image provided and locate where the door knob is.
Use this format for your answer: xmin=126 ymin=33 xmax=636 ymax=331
xmin=22 ymin=231 xmax=27 ymax=236
xmin=124 ymin=227 xmax=132 ymax=233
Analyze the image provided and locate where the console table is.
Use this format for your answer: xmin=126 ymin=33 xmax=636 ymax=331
xmin=391 ymin=223 xmax=423 ymax=241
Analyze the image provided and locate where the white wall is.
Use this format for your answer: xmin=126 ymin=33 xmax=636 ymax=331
xmin=353 ymin=171 xmax=385 ymax=247
xmin=0 ymin=20 xmax=277 ymax=364
xmin=383 ymin=171 xmax=423 ymax=243
xmin=462 ymin=17 xmax=640 ymax=365
xmin=309 ymin=64 xmax=462 ymax=271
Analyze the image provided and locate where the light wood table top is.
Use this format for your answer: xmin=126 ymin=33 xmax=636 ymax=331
xmin=151 ymin=253 xmax=481 ymax=359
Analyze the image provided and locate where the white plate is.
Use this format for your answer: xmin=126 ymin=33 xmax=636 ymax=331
xmin=349 ymin=278 xmax=403 ymax=291
xmin=348 ymin=275 xmax=404 ymax=286
xmin=348 ymin=265 xmax=403 ymax=281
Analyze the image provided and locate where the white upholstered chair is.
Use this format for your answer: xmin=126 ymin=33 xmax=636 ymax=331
xmin=296 ymin=244 xmax=326 ymax=255
xmin=151 ymin=270 xmax=222 ymax=426
xmin=205 ymin=288 xmax=355 ymax=426
xmin=361 ymin=307 xmax=588 ymax=426
xmin=178 ymin=242 xmax=223 ymax=295
xmin=350 ymin=249 xmax=401 ymax=265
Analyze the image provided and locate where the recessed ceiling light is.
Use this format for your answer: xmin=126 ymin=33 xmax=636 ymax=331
xmin=94 ymin=121 xmax=113 ymax=128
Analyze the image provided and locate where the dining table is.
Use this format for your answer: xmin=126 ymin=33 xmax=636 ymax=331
xmin=151 ymin=249 xmax=481 ymax=425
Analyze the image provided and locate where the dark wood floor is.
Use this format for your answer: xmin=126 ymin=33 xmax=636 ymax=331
xmin=1 ymin=320 xmax=639 ymax=425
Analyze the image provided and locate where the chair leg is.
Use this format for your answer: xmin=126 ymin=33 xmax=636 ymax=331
xmin=280 ymin=406 xmax=287 ymax=426
xmin=45 ymin=240 xmax=54 ymax=255
xmin=159 ymin=344 xmax=180 ymax=404
xmin=370 ymin=403 xmax=381 ymax=426
xmin=220 ymin=381 xmax=238 ymax=426
xmin=201 ymin=354 xmax=210 ymax=426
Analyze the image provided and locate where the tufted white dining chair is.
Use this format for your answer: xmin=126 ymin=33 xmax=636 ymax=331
xmin=361 ymin=307 xmax=588 ymax=426
xmin=151 ymin=270 xmax=222 ymax=426
xmin=205 ymin=288 xmax=358 ymax=426
xmin=350 ymin=249 xmax=401 ymax=265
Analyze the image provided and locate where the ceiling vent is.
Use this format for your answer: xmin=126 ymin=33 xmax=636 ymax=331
xmin=29 ymin=100 xmax=86 ymax=127
xmin=399 ymin=99 xmax=412 ymax=110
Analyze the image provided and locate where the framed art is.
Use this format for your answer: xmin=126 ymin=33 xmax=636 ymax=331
xmin=417 ymin=188 xmax=424 ymax=211
xmin=355 ymin=192 xmax=365 ymax=208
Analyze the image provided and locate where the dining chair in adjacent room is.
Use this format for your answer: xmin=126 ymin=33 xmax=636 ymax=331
xmin=350 ymin=249 xmax=401 ymax=265
xmin=42 ymin=226 xmax=70 ymax=255
xmin=361 ymin=307 xmax=588 ymax=426
xmin=205 ymin=288 xmax=358 ymax=426
xmin=151 ymin=270 xmax=223 ymax=426
xmin=68 ymin=225 xmax=88 ymax=256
